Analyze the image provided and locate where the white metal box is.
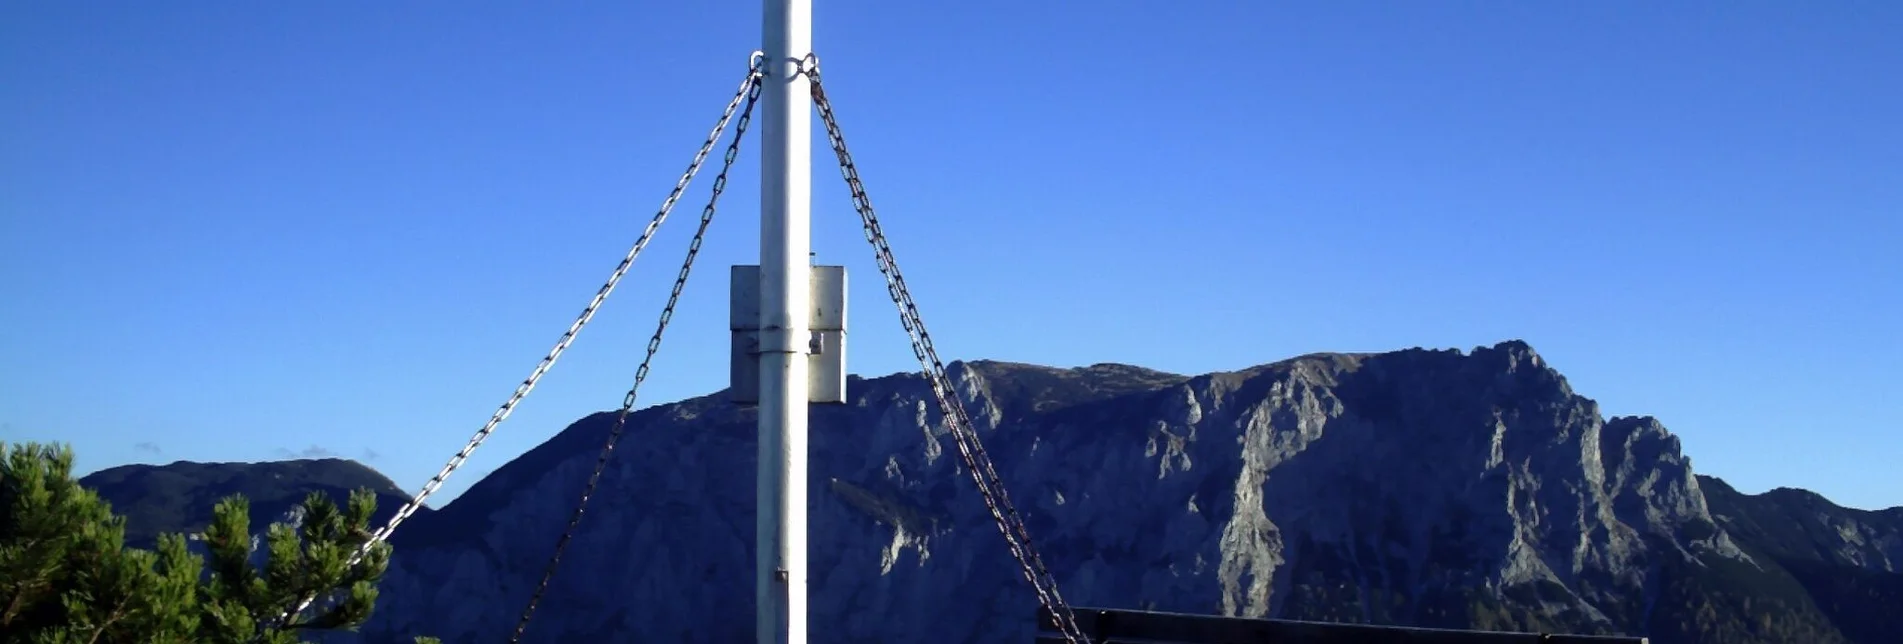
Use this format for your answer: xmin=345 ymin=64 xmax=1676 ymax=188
xmin=730 ymin=264 xmax=847 ymax=405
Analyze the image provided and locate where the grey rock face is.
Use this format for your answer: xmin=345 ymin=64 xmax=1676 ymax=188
xmin=351 ymin=341 xmax=1746 ymax=642
xmin=1702 ymin=475 xmax=1903 ymax=573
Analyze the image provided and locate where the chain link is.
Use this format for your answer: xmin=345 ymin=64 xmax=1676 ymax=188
xmin=510 ymin=59 xmax=764 ymax=644
xmin=272 ymin=54 xmax=770 ymax=631
xmin=806 ymin=55 xmax=1092 ymax=644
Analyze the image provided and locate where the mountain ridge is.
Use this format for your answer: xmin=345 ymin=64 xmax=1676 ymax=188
xmin=77 ymin=457 xmax=424 ymax=548
xmin=73 ymin=340 xmax=1903 ymax=643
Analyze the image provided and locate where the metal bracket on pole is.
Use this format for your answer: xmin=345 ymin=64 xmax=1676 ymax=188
xmin=730 ymin=264 xmax=848 ymax=405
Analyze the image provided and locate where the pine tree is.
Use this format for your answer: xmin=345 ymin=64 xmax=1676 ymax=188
xmin=0 ymin=441 xmax=439 ymax=644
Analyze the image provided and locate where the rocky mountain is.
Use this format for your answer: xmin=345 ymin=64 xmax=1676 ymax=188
xmin=332 ymin=340 xmax=1898 ymax=643
xmin=80 ymin=341 xmax=1902 ymax=643
xmin=79 ymin=458 xmax=425 ymax=549
xmin=1698 ymin=476 xmax=1903 ymax=643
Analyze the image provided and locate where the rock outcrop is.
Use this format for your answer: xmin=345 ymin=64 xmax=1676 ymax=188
xmin=1699 ymin=476 xmax=1903 ymax=643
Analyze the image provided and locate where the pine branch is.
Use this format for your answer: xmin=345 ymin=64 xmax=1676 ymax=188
xmin=1 ymin=445 xmax=436 ymax=644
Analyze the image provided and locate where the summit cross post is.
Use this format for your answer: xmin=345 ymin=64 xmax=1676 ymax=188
xmin=758 ymin=0 xmax=812 ymax=643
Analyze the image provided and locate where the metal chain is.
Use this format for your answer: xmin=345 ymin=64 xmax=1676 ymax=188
xmin=806 ymin=55 xmax=1092 ymax=644
xmin=272 ymin=53 xmax=770 ymax=631
xmin=509 ymin=59 xmax=764 ymax=644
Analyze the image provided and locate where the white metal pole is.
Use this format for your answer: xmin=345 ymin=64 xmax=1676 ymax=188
xmin=758 ymin=0 xmax=811 ymax=643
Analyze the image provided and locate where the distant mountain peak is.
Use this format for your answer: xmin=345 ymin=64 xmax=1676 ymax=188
xmin=79 ymin=457 xmax=421 ymax=548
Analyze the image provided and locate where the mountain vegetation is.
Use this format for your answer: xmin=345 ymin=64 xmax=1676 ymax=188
xmin=77 ymin=457 xmax=422 ymax=550
xmin=0 ymin=442 xmax=436 ymax=644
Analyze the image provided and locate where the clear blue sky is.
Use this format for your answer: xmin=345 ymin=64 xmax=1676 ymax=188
xmin=3 ymin=2 xmax=1898 ymax=511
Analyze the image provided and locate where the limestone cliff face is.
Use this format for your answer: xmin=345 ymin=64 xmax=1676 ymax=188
xmin=1702 ymin=476 xmax=1903 ymax=574
xmin=336 ymin=340 xmax=1768 ymax=643
xmin=1696 ymin=475 xmax=1903 ymax=643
